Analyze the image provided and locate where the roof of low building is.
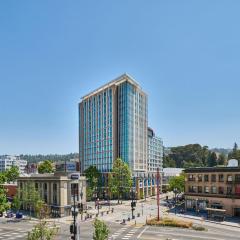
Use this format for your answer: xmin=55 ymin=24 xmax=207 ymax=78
xmin=184 ymin=166 xmax=240 ymax=173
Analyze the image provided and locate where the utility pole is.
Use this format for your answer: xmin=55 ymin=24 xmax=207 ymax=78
xmin=157 ymin=167 xmax=160 ymax=221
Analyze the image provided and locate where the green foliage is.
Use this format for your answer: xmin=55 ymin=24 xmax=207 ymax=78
xmin=0 ymin=173 xmax=7 ymax=184
xmin=168 ymin=174 xmax=185 ymax=192
xmin=86 ymin=188 xmax=95 ymax=201
xmin=12 ymin=195 xmax=21 ymax=211
xmin=109 ymin=158 xmax=132 ymax=202
xmin=84 ymin=165 xmax=101 ymax=190
xmin=20 ymin=182 xmax=43 ymax=215
xmin=163 ymin=155 xmax=176 ymax=168
xmin=228 ymin=142 xmax=240 ymax=161
xmin=93 ymin=219 xmax=109 ymax=240
xmin=218 ymin=153 xmax=227 ymax=166
xmin=18 ymin=153 xmax=78 ymax=163
xmin=38 ymin=160 xmax=54 ymax=174
xmin=165 ymin=144 xmax=210 ymax=168
xmin=0 ymin=186 xmax=10 ymax=213
xmin=5 ymin=166 xmax=20 ymax=183
xmin=163 ymin=144 xmax=229 ymax=168
xmin=108 ymin=173 xmax=117 ymax=199
xmin=27 ymin=221 xmax=58 ymax=240
xmin=207 ymin=152 xmax=218 ymax=167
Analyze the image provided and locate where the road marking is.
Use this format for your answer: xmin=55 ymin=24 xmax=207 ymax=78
xmin=137 ymin=226 xmax=148 ymax=239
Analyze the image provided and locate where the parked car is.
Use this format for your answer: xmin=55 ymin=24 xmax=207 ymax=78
xmin=0 ymin=212 xmax=3 ymax=217
xmin=5 ymin=211 xmax=14 ymax=218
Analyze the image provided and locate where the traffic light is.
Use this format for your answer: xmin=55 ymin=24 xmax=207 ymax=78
xmin=78 ymin=203 xmax=83 ymax=212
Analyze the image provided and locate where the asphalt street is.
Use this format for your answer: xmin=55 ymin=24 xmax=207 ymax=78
xmin=1 ymin=218 xmax=240 ymax=240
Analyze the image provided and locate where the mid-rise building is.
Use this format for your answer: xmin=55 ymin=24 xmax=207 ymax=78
xmin=79 ymin=73 xmax=148 ymax=175
xmin=185 ymin=167 xmax=240 ymax=217
xmin=0 ymin=155 xmax=27 ymax=174
xmin=147 ymin=127 xmax=163 ymax=173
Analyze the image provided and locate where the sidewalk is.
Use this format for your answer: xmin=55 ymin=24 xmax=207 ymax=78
xmin=175 ymin=213 xmax=240 ymax=228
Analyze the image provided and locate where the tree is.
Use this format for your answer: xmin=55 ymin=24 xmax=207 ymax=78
xmin=207 ymin=152 xmax=218 ymax=167
xmin=165 ymin=144 xmax=211 ymax=168
xmin=108 ymin=173 xmax=117 ymax=200
xmin=218 ymin=153 xmax=226 ymax=166
xmin=5 ymin=166 xmax=19 ymax=183
xmin=0 ymin=172 xmax=7 ymax=184
xmin=93 ymin=219 xmax=109 ymax=240
xmin=20 ymin=182 xmax=43 ymax=215
xmin=110 ymin=158 xmax=132 ymax=203
xmin=12 ymin=195 xmax=21 ymax=212
xmin=0 ymin=186 xmax=10 ymax=214
xmin=27 ymin=193 xmax=58 ymax=239
xmin=27 ymin=221 xmax=58 ymax=240
xmin=168 ymin=174 xmax=185 ymax=193
xmin=228 ymin=142 xmax=240 ymax=160
xmin=84 ymin=165 xmax=101 ymax=190
xmin=38 ymin=160 xmax=54 ymax=174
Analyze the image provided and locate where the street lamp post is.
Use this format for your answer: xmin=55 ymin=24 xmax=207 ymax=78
xmin=80 ymin=190 xmax=83 ymax=220
xmin=173 ymin=188 xmax=178 ymax=215
xmin=131 ymin=187 xmax=135 ymax=219
xmin=71 ymin=185 xmax=79 ymax=240
xmin=97 ymin=198 xmax=100 ymax=215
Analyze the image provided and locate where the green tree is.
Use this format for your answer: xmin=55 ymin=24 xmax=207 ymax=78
xmin=228 ymin=142 xmax=240 ymax=160
xmin=27 ymin=221 xmax=58 ymax=240
xmin=84 ymin=165 xmax=100 ymax=190
xmin=12 ymin=195 xmax=21 ymax=212
xmin=218 ymin=153 xmax=226 ymax=166
xmin=20 ymin=182 xmax=43 ymax=216
xmin=38 ymin=160 xmax=54 ymax=174
xmin=93 ymin=219 xmax=109 ymax=240
xmin=108 ymin=173 xmax=117 ymax=200
xmin=207 ymin=152 xmax=218 ymax=167
xmin=5 ymin=166 xmax=20 ymax=183
xmin=166 ymin=144 xmax=211 ymax=168
xmin=0 ymin=186 xmax=10 ymax=214
xmin=0 ymin=172 xmax=7 ymax=184
xmin=168 ymin=174 xmax=185 ymax=193
xmin=110 ymin=158 xmax=132 ymax=203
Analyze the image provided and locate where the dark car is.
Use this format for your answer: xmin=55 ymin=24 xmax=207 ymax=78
xmin=5 ymin=211 xmax=14 ymax=218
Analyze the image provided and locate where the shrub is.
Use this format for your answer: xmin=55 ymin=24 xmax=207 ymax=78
xmin=147 ymin=217 xmax=192 ymax=229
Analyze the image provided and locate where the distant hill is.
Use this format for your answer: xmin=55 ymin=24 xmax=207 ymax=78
xmin=19 ymin=153 xmax=79 ymax=163
xmin=210 ymin=148 xmax=231 ymax=156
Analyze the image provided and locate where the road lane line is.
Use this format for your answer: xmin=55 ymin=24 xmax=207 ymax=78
xmin=137 ymin=226 xmax=149 ymax=239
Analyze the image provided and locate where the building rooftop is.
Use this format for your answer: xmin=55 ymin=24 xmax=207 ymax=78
xmin=81 ymin=73 xmax=141 ymax=101
xmin=184 ymin=166 xmax=240 ymax=173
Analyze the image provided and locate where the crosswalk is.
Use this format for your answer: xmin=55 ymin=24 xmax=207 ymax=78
xmin=0 ymin=228 xmax=28 ymax=240
xmin=108 ymin=225 xmax=142 ymax=240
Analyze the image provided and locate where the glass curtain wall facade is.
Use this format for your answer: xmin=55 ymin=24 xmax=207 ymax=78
xmin=147 ymin=127 xmax=163 ymax=173
xmin=79 ymin=74 xmax=148 ymax=174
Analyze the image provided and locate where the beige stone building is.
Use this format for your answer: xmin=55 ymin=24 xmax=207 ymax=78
xmin=17 ymin=172 xmax=86 ymax=217
xmin=185 ymin=167 xmax=240 ymax=217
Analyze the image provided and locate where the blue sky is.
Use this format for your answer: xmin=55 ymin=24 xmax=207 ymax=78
xmin=0 ymin=1 xmax=240 ymax=154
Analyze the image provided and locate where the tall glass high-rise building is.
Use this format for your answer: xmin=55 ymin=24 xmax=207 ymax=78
xmin=79 ymin=74 xmax=148 ymax=174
